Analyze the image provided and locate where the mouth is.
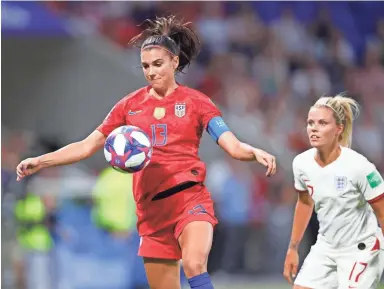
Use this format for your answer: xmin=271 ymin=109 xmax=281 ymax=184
xmin=310 ymin=135 xmax=320 ymax=141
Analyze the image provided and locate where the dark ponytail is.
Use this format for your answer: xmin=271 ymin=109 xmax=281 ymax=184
xmin=129 ymin=16 xmax=201 ymax=73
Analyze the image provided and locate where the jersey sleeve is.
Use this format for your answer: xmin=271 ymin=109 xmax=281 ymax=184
xmin=356 ymin=159 xmax=384 ymax=203
xmin=198 ymin=96 xmax=222 ymax=129
xmin=292 ymin=158 xmax=307 ymax=192
xmin=97 ymin=99 xmax=126 ymax=136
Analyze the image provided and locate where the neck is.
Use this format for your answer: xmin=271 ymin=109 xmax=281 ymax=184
xmin=151 ymin=81 xmax=179 ymax=99
xmin=315 ymin=144 xmax=341 ymax=167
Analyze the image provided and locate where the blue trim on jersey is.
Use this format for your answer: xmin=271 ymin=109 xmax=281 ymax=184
xmin=207 ymin=116 xmax=230 ymax=143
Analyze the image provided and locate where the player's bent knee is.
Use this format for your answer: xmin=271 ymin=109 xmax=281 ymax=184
xmin=182 ymin=257 xmax=207 ymax=278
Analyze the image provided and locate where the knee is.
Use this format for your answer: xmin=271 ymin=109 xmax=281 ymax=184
xmin=182 ymin=254 xmax=208 ymax=278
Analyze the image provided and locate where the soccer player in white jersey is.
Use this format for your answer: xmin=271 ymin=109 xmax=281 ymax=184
xmin=283 ymin=94 xmax=384 ymax=289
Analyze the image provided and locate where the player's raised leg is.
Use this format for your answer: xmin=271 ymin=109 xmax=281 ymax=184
xmin=143 ymin=257 xmax=181 ymax=289
xmin=179 ymin=221 xmax=214 ymax=289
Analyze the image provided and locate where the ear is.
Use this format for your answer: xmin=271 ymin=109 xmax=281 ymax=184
xmin=172 ymin=56 xmax=179 ymax=71
xmin=336 ymin=124 xmax=344 ymax=137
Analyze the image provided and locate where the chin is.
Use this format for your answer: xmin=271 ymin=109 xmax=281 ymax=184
xmin=151 ymin=82 xmax=164 ymax=90
xmin=309 ymin=141 xmax=324 ymax=149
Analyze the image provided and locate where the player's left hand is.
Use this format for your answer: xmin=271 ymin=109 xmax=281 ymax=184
xmin=253 ymin=149 xmax=276 ymax=177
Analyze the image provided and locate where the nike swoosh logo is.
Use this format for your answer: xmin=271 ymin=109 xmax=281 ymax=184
xmin=128 ymin=110 xmax=142 ymax=115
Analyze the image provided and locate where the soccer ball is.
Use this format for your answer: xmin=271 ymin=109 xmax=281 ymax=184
xmin=104 ymin=125 xmax=152 ymax=173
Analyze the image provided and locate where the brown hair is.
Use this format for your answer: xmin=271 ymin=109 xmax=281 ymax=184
xmin=129 ymin=16 xmax=201 ymax=73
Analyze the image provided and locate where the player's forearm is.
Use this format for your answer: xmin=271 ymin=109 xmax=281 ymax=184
xmin=379 ymin=219 xmax=384 ymax=236
xmin=289 ymin=196 xmax=314 ymax=251
xmin=230 ymin=142 xmax=257 ymax=161
xmin=38 ymin=141 xmax=95 ymax=169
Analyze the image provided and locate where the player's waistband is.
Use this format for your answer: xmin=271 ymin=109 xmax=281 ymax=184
xmin=317 ymin=229 xmax=382 ymax=251
xmin=151 ymin=181 xmax=202 ymax=201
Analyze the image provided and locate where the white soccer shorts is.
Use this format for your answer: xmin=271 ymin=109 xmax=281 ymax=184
xmin=294 ymin=231 xmax=384 ymax=289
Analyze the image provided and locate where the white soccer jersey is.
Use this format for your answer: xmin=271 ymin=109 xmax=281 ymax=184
xmin=293 ymin=147 xmax=384 ymax=248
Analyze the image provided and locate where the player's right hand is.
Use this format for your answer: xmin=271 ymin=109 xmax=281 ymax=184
xmin=16 ymin=157 xmax=42 ymax=181
xmin=283 ymin=248 xmax=299 ymax=284
xmin=253 ymin=148 xmax=277 ymax=177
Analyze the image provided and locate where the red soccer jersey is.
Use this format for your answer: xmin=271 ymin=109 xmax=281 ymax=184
xmin=97 ymin=85 xmax=221 ymax=207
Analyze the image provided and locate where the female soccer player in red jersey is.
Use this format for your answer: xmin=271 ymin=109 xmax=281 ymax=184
xmin=16 ymin=16 xmax=276 ymax=289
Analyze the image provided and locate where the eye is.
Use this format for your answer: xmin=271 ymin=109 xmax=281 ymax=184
xmin=307 ymin=120 xmax=313 ymax=126
xmin=142 ymin=64 xmax=149 ymax=69
xmin=153 ymin=62 xmax=162 ymax=67
xmin=319 ymin=120 xmax=327 ymax=126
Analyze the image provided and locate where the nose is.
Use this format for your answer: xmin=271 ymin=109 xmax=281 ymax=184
xmin=311 ymin=124 xmax=318 ymax=132
xmin=148 ymin=67 xmax=156 ymax=80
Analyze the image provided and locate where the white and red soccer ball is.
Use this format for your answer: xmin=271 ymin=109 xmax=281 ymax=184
xmin=104 ymin=125 xmax=152 ymax=173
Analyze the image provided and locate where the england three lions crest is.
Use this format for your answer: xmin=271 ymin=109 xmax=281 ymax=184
xmin=335 ymin=176 xmax=347 ymax=191
xmin=175 ymin=103 xmax=186 ymax=118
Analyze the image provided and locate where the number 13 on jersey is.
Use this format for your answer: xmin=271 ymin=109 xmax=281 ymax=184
xmin=151 ymin=124 xmax=168 ymax=146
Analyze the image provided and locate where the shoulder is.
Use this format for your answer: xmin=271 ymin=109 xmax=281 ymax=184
xmin=293 ymin=148 xmax=316 ymax=170
xmin=342 ymin=147 xmax=368 ymax=163
xmin=122 ymin=87 xmax=148 ymax=103
xmin=342 ymin=147 xmax=374 ymax=174
xmin=179 ymin=86 xmax=214 ymax=103
xmin=114 ymin=87 xmax=147 ymax=109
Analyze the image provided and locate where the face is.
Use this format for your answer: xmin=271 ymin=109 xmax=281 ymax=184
xmin=306 ymin=106 xmax=343 ymax=149
xmin=141 ymin=47 xmax=179 ymax=90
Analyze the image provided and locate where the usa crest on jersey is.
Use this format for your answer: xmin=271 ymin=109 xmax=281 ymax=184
xmin=175 ymin=103 xmax=186 ymax=118
xmin=335 ymin=176 xmax=347 ymax=191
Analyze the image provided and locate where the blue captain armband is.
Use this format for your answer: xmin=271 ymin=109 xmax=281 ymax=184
xmin=207 ymin=116 xmax=230 ymax=143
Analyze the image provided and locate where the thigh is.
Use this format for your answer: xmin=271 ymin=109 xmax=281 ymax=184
xmin=176 ymin=186 xmax=216 ymax=270
xmin=178 ymin=220 xmax=214 ymax=278
xmin=337 ymin=236 xmax=384 ymax=289
xmin=144 ymin=257 xmax=181 ymax=289
xmin=294 ymin=243 xmax=338 ymax=289
xmin=139 ymin=229 xmax=182 ymax=260
xmin=174 ymin=185 xmax=218 ymax=240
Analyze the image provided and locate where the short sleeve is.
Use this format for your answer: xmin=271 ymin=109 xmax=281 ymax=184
xmin=97 ymin=99 xmax=126 ymax=136
xmin=292 ymin=158 xmax=307 ymax=192
xmin=356 ymin=159 xmax=384 ymax=203
xmin=199 ymin=96 xmax=222 ymax=129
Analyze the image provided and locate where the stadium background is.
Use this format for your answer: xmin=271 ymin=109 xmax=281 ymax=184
xmin=2 ymin=1 xmax=384 ymax=289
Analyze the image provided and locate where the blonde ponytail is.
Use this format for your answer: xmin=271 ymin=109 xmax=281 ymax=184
xmin=314 ymin=93 xmax=360 ymax=147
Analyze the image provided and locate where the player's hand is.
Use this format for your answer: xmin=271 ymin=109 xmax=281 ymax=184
xmin=283 ymin=248 xmax=299 ymax=284
xmin=16 ymin=157 xmax=42 ymax=181
xmin=253 ymin=149 xmax=276 ymax=177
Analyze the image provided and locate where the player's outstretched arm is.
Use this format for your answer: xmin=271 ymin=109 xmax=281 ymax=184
xmin=283 ymin=190 xmax=314 ymax=284
xmin=16 ymin=130 xmax=106 ymax=181
xmin=370 ymin=197 xmax=384 ymax=236
xmin=217 ymin=131 xmax=276 ymax=176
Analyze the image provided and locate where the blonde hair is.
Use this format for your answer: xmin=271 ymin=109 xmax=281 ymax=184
xmin=313 ymin=93 xmax=360 ymax=147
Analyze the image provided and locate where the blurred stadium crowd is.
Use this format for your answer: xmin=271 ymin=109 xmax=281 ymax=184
xmin=2 ymin=2 xmax=384 ymax=289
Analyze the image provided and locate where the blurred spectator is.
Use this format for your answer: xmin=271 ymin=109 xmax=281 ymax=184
xmin=227 ymin=3 xmax=266 ymax=58
xmin=271 ymin=7 xmax=310 ymax=61
xmin=354 ymin=110 xmax=383 ymax=164
xmin=214 ymin=157 xmax=253 ymax=273
xmin=91 ymin=167 xmax=136 ymax=239
xmin=196 ymin=2 xmax=229 ymax=54
xmin=291 ymin=56 xmax=331 ymax=100
xmin=13 ymin=189 xmax=57 ymax=289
